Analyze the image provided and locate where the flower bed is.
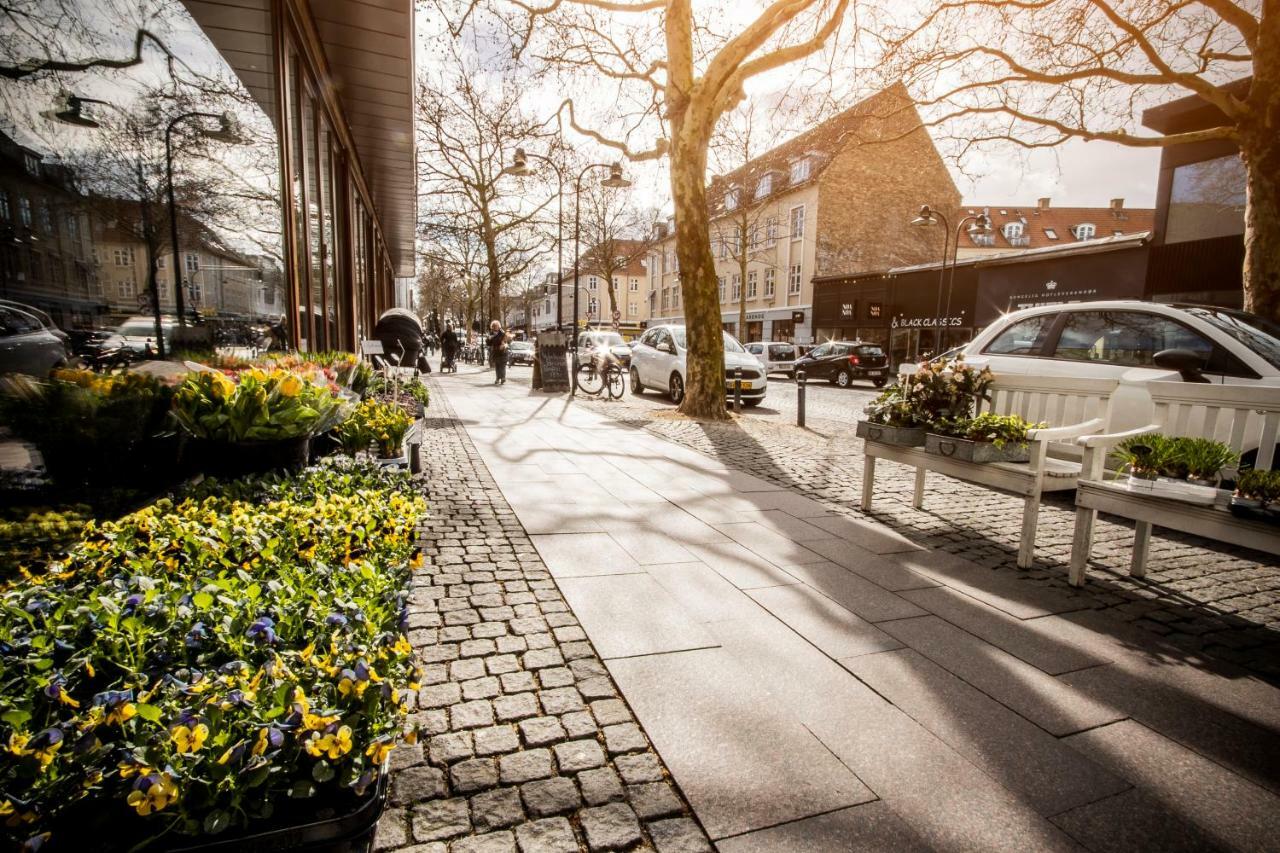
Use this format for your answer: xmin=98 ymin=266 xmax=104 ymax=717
xmin=0 ymin=460 xmax=426 ymax=852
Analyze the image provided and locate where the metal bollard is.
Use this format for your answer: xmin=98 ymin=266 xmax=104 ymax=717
xmin=734 ymin=367 xmax=742 ymax=413
xmin=796 ymin=369 xmax=806 ymax=428
xmin=409 ymin=442 xmax=422 ymax=474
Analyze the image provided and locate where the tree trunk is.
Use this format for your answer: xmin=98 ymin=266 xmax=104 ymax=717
xmin=606 ymin=276 xmax=620 ymax=327
xmin=670 ymin=133 xmax=728 ymax=419
xmin=737 ymin=221 xmax=748 ymax=339
xmin=1242 ymin=113 xmax=1280 ymax=323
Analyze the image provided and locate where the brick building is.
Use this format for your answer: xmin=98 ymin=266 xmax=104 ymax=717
xmin=0 ymin=130 xmax=105 ymax=328
xmin=645 ymin=84 xmax=960 ymax=343
xmin=954 ymin=198 xmax=1154 ymax=258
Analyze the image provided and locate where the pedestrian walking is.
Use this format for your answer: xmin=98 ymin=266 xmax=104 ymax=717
xmin=488 ymin=320 xmax=510 ymax=385
xmin=441 ymin=323 xmax=459 ymax=373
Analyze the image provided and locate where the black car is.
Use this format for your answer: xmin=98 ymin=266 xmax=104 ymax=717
xmin=793 ymin=341 xmax=890 ymax=388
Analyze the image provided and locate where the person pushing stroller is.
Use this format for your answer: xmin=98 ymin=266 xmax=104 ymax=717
xmin=440 ymin=323 xmax=459 ymax=373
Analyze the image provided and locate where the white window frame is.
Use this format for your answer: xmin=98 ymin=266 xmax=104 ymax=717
xmin=746 ymin=270 xmax=757 ymax=298
xmin=629 ymin=278 xmax=638 ymax=291
xmin=731 ymin=274 xmax=741 ymax=301
xmin=789 ymin=205 xmax=805 ymax=241
xmin=18 ymin=197 xmax=32 ymax=227
xmin=588 ymin=275 xmax=598 ymax=291
xmin=185 ymin=252 xmax=199 ymax=273
xmin=1003 ymin=222 xmax=1024 ymax=239
xmin=1073 ymin=223 xmax=1096 ymax=240
xmin=788 ymin=263 xmax=802 ymax=295
xmin=718 ymin=276 xmax=725 ymax=302
xmin=789 ymin=158 xmax=810 ymax=184
xmin=725 ymin=188 xmax=739 ymax=210
xmin=765 ymin=217 xmax=778 ymax=247
xmin=764 ymin=268 xmax=776 ymax=297
xmin=755 ymin=174 xmax=773 ymax=198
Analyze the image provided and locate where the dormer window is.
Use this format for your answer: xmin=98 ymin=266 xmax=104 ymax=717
xmin=754 ymin=174 xmax=773 ymax=199
xmin=724 ymin=187 xmax=739 ymax=210
xmin=1002 ymin=222 xmax=1024 ymax=240
xmin=789 ymin=158 xmax=810 ymax=184
xmin=1073 ymin=223 xmax=1096 ymax=240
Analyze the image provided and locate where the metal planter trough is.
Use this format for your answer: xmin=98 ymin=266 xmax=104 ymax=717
xmin=925 ymin=433 xmax=1031 ymax=464
xmin=856 ymin=421 xmax=927 ymax=447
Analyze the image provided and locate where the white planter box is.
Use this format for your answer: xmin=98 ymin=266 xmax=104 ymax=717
xmin=1124 ymin=475 xmax=1219 ymax=506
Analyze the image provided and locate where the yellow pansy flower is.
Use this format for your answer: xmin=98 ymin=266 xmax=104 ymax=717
xmin=7 ymin=733 xmax=29 ymax=756
xmin=366 ymin=740 xmax=394 ymax=765
xmin=126 ymin=772 xmax=178 ymax=816
xmin=105 ymin=702 xmax=137 ymax=726
xmin=171 ymin=723 xmax=209 ymax=754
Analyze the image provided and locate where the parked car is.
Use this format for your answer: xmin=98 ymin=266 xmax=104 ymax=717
xmin=793 ymin=340 xmax=890 ymax=388
xmin=102 ymin=315 xmax=179 ymax=357
xmin=578 ymin=330 xmax=633 ymax=368
xmin=0 ymin=303 xmax=69 ymax=376
xmin=507 ymin=339 xmax=535 ymax=366
xmin=744 ymin=341 xmax=799 ymax=377
xmin=629 ymin=324 xmax=767 ymax=406
xmin=952 ymin=301 xmax=1280 ymax=457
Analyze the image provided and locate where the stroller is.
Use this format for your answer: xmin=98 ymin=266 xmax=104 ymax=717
xmin=440 ymin=346 xmax=457 ymax=373
xmin=374 ymin=309 xmax=431 ymax=373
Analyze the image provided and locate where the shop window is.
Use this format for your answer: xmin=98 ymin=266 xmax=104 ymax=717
xmin=1052 ymin=310 xmax=1213 ymax=366
xmin=982 ymin=314 xmax=1054 ymax=356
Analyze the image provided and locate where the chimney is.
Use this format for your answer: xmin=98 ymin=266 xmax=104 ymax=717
xmin=1110 ymin=198 xmax=1125 ymax=216
xmin=1036 ymin=197 xmax=1050 ymax=211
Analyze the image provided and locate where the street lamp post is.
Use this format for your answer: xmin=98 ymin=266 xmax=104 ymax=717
xmin=165 ymin=111 xmax=241 ymax=328
xmin=503 ymin=148 xmax=565 ymax=333
xmin=910 ymin=206 xmax=991 ymax=354
xmin=573 ymin=162 xmax=630 ymax=356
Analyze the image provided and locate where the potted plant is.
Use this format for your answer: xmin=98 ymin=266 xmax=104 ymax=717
xmin=857 ymin=384 xmax=927 ymax=446
xmin=0 ymin=370 xmax=176 ymax=492
xmin=0 ymin=461 xmax=426 ymax=853
xmin=925 ymin=412 xmax=1043 ymax=463
xmin=1111 ymin=433 xmax=1170 ymax=485
xmin=1112 ymin=434 xmax=1232 ymax=504
xmin=1231 ymin=468 xmax=1267 ymax=518
xmin=1181 ymin=437 xmax=1239 ymax=488
xmin=359 ymin=400 xmax=414 ymax=466
xmin=172 ymin=368 xmax=349 ymax=478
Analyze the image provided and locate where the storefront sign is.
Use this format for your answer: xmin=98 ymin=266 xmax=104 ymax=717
xmin=891 ymin=315 xmax=965 ymax=329
xmin=867 ymin=303 xmax=882 ymax=318
xmin=792 ymin=311 xmax=805 ymax=323
xmin=841 ymin=303 xmax=854 ymax=317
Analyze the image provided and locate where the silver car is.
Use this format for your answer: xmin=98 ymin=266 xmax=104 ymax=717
xmin=0 ymin=304 xmax=68 ymax=376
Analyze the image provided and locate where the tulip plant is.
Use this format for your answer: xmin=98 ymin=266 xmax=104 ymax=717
xmin=171 ymin=368 xmax=348 ymax=443
xmin=0 ymin=460 xmax=426 ymax=851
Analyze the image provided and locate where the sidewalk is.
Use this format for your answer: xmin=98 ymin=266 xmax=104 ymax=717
xmin=428 ymin=366 xmax=1280 ymax=851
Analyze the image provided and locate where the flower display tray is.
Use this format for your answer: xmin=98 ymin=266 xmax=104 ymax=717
xmin=925 ymin=433 xmax=1030 ymax=464
xmin=1228 ymin=498 xmax=1280 ymax=525
xmin=856 ymin=421 xmax=926 ymax=447
xmin=1124 ymin=475 xmax=1219 ymax=506
xmin=167 ymin=769 xmax=388 ymax=853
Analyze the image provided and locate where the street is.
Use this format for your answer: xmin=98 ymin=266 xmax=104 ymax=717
xmin=500 ymin=362 xmax=883 ymax=430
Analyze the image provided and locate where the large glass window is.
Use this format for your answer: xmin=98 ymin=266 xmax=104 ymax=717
xmin=1166 ymin=154 xmax=1247 ymax=244
xmin=984 ymin=314 xmax=1055 ymax=356
xmin=1052 ymin=311 xmax=1213 ymax=366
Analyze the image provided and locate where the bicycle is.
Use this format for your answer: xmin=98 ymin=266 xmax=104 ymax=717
xmin=575 ymin=351 xmax=625 ymax=399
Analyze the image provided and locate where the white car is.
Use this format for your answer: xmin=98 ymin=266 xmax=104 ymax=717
xmin=744 ymin=341 xmax=799 ymax=377
xmin=630 ymin=324 xmax=767 ymax=406
xmin=955 ymin=301 xmax=1280 ymax=458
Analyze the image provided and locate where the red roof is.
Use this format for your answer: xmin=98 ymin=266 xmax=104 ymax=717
xmin=958 ymin=202 xmax=1155 ymax=251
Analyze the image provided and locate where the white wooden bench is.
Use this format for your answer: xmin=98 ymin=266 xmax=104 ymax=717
xmin=861 ymin=375 xmax=1119 ymax=569
xmin=1069 ymin=381 xmax=1280 ymax=586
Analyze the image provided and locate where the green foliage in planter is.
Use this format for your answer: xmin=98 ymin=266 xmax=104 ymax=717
xmin=1234 ymin=468 xmax=1280 ymax=504
xmin=0 ymin=370 xmax=175 ymax=491
xmin=932 ymin=412 xmax=1044 ymax=448
xmin=172 ymin=368 xmax=349 ymax=443
xmin=0 ymin=506 xmax=91 ymax=578
xmin=863 ymin=384 xmax=921 ymax=428
xmin=403 ymin=377 xmax=430 ymax=407
xmin=0 ymin=461 xmax=426 ymax=850
xmin=908 ymin=359 xmax=995 ymax=424
xmin=1111 ymin=434 xmax=1238 ymax=482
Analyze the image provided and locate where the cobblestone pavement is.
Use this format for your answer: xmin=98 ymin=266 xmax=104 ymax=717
xmin=376 ymin=379 xmax=712 ymax=853
xmin=568 ymin=383 xmax=1280 ymax=684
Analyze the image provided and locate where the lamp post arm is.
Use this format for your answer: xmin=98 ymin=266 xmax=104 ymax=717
xmin=930 ymin=209 xmax=951 ymax=343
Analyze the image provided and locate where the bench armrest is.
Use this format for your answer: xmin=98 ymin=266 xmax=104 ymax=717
xmin=1025 ymin=418 xmax=1106 ymax=443
xmin=1076 ymin=424 xmax=1163 ymax=449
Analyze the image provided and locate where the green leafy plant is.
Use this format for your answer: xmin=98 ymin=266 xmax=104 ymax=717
xmin=933 ymin=413 xmax=1044 ymax=448
xmin=1179 ymin=437 xmax=1239 ymax=483
xmin=0 ymin=461 xmax=426 ymax=850
xmin=0 ymin=370 xmax=174 ymax=490
xmin=171 ymin=368 xmax=348 ymax=443
xmin=1111 ymin=433 xmax=1172 ymax=479
xmin=1235 ymin=468 xmax=1269 ymax=503
xmin=359 ymin=400 xmax=414 ymax=459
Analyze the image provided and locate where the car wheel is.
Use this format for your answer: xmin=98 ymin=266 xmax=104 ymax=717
xmin=835 ymin=369 xmax=852 ymax=388
xmin=743 ymin=399 xmax=762 ymax=407
xmin=873 ymin=377 xmax=888 ymax=388
xmin=669 ymin=372 xmax=685 ymax=404
xmin=630 ymin=366 xmax=644 ymax=394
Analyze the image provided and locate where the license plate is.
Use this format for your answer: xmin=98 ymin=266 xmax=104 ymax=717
xmin=867 ymin=370 xmax=884 ymax=377
xmin=728 ymin=381 xmax=753 ymax=390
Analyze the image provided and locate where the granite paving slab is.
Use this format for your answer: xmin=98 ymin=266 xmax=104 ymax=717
xmin=878 ymin=616 xmax=1125 ymax=736
xmin=844 ymin=649 xmax=1130 ymax=816
xmin=889 ymin=549 xmax=1095 ymax=620
xmin=798 ymin=539 xmax=942 ymax=591
xmin=1063 ymin=719 xmax=1280 ymax=850
xmin=642 ymin=562 xmax=765 ymax=624
xmin=684 ymin=542 xmax=805 ymax=590
xmin=605 ymin=647 xmax=875 ymax=839
xmin=746 ymin=584 xmax=903 ymax=658
xmin=778 ymin=559 xmax=929 ymax=624
xmin=805 ymin=512 xmax=924 ymax=554
xmin=606 ymin=526 xmax=699 ymax=565
xmin=734 ymin=509 xmax=839 ymax=541
xmin=714 ymin=802 xmax=931 ymax=853
xmin=712 ymin=521 xmax=829 ymax=566
xmin=557 ymin=574 xmax=718 ymax=659
xmin=530 ymin=532 xmax=639 ymax=578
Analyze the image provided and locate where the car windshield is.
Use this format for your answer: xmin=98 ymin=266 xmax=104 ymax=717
xmin=669 ymin=328 xmax=745 ymax=352
xmin=587 ymin=332 xmax=625 ymax=347
xmin=510 ymin=341 xmax=532 ymax=349
xmin=1182 ymin=306 xmax=1280 ymax=370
